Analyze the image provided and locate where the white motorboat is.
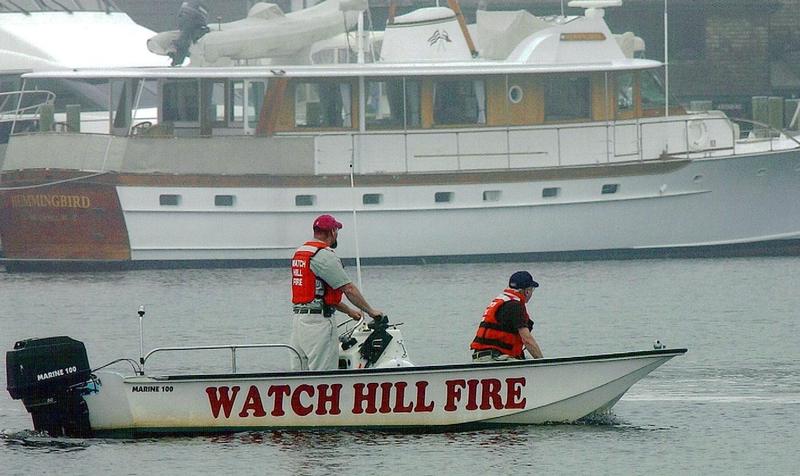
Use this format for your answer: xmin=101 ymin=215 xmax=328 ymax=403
xmin=1 ymin=1 xmax=799 ymax=271
xmin=5 ymin=312 xmax=686 ymax=437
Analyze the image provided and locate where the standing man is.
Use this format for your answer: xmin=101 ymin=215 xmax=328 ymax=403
xmin=290 ymin=214 xmax=384 ymax=371
xmin=470 ymin=271 xmax=543 ymax=362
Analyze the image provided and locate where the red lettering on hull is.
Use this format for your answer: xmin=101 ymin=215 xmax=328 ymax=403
xmin=444 ymin=377 xmax=527 ymax=412
xmin=392 ymin=382 xmax=414 ymax=413
xmin=206 ymin=386 xmax=241 ymax=419
xmin=505 ymin=377 xmax=526 ymax=409
xmin=291 ymin=384 xmax=315 ymax=416
xmin=239 ymin=385 xmax=267 ymax=418
xmin=267 ymin=385 xmax=291 ymax=416
xmin=414 ymin=381 xmax=434 ymax=412
xmin=352 ymin=382 xmax=379 ymax=414
xmin=204 ymin=377 xmax=525 ymax=419
xmin=315 ymin=384 xmax=342 ymax=415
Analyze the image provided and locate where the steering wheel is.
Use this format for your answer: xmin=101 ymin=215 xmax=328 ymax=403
xmin=130 ymin=121 xmax=153 ymax=135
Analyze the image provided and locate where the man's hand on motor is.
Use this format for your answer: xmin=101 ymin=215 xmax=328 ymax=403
xmin=346 ymin=308 xmax=362 ymax=320
xmin=368 ymin=309 xmax=384 ymax=319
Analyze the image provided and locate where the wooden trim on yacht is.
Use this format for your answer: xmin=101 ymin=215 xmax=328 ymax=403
xmin=487 ymin=75 xmax=545 ymax=126
xmin=0 ymin=160 xmax=690 ymax=189
xmin=0 ymin=182 xmax=131 ymax=260
xmin=258 ymin=77 xmax=288 ymax=137
xmin=591 ymin=72 xmax=613 ymax=121
xmin=420 ymin=78 xmax=434 ymax=129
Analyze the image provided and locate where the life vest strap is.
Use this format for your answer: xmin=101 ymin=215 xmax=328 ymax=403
xmin=472 ymin=336 xmax=513 ymax=351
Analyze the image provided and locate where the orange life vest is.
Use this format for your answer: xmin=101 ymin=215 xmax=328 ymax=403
xmin=291 ymin=240 xmax=344 ymax=306
xmin=470 ymin=288 xmax=531 ymax=358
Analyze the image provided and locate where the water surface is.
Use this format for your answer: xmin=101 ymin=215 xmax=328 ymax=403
xmin=2 ymin=258 xmax=798 ymax=474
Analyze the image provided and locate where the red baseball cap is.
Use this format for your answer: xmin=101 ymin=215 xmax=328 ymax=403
xmin=313 ymin=214 xmax=343 ymax=231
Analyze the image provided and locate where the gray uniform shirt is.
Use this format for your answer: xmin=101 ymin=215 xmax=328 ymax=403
xmin=309 ymin=247 xmax=351 ymax=295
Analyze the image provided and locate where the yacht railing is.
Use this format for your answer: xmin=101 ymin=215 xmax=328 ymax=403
xmin=0 ymin=89 xmax=55 ymax=134
xmin=728 ymin=117 xmax=800 ymax=150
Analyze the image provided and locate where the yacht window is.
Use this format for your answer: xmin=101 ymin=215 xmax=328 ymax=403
xmin=294 ymin=81 xmax=352 ymax=128
xmin=215 ymin=195 xmax=235 ymax=206
xmin=209 ymin=80 xmax=227 ymax=124
xmin=159 ymin=194 xmax=181 ymax=206
xmin=542 ymin=187 xmax=560 ymax=198
xmin=640 ymin=70 xmax=667 ymax=110
xmin=435 ymin=192 xmax=454 ymax=203
xmin=601 ymin=184 xmax=619 ymax=194
xmin=247 ymin=81 xmax=266 ymax=125
xmin=362 ymin=193 xmax=383 ymax=205
xmin=162 ymin=80 xmax=199 ymax=122
xmin=616 ymin=73 xmax=634 ymax=113
xmin=230 ymin=80 xmax=267 ymax=125
xmin=508 ymin=85 xmax=524 ymax=104
xmin=31 ymin=78 xmax=108 ymax=112
xmin=544 ymin=76 xmax=590 ymax=121
xmin=295 ymin=195 xmax=316 ymax=206
xmin=483 ymin=190 xmax=502 ymax=202
xmin=230 ymin=81 xmax=245 ymax=123
xmin=365 ymin=78 xmax=422 ymax=129
xmin=433 ymin=79 xmax=486 ymax=125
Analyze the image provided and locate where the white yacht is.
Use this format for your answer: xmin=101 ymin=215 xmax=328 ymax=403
xmin=1 ymin=0 xmax=798 ymax=271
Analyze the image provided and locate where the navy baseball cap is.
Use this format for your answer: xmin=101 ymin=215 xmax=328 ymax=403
xmin=509 ymin=271 xmax=539 ymax=289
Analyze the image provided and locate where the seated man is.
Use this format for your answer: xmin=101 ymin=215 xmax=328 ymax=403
xmin=470 ymin=271 xmax=543 ymax=362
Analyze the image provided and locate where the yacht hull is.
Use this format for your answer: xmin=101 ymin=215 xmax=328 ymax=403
xmin=2 ymin=149 xmax=799 ymax=271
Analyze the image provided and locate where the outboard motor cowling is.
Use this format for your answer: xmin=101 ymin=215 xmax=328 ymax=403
xmin=171 ymin=0 xmax=210 ymax=66
xmin=6 ymin=336 xmax=93 ymax=437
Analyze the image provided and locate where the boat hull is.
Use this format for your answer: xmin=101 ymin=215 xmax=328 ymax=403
xmin=83 ymin=349 xmax=685 ymax=436
xmin=2 ymin=147 xmax=800 ymax=271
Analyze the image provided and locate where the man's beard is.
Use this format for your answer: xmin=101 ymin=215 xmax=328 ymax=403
xmin=330 ymin=239 xmax=338 ymax=249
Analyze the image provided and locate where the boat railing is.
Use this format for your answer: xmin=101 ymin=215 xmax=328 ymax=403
xmin=0 ymin=90 xmax=55 ymax=117
xmin=142 ymin=343 xmax=307 ymax=373
xmin=0 ymin=89 xmax=56 ymax=133
xmin=727 ymin=117 xmax=800 ymax=150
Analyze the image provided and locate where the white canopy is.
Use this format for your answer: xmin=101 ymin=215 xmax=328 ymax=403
xmin=0 ymin=11 xmax=168 ymax=71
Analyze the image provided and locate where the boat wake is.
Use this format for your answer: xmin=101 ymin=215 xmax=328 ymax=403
xmin=1 ymin=429 xmax=90 ymax=451
xmin=624 ymin=393 xmax=800 ymax=404
xmin=575 ymin=411 xmax=622 ymax=426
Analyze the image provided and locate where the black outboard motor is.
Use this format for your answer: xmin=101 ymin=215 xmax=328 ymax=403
xmin=170 ymin=0 xmax=210 ymax=66
xmin=359 ymin=316 xmax=393 ymax=368
xmin=6 ymin=337 xmax=93 ymax=437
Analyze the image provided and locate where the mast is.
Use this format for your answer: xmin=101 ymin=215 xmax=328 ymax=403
xmin=447 ymin=0 xmax=478 ymax=58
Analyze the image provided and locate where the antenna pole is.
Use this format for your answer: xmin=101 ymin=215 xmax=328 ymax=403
xmin=137 ymin=305 xmax=146 ymax=374
xmin=357 ymin=9 xmax=365 ymax=65
xmin=349 ymin=159 xmax=364 ymax=290
xmin=664 ymin=0 xmax=669 ymax=116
